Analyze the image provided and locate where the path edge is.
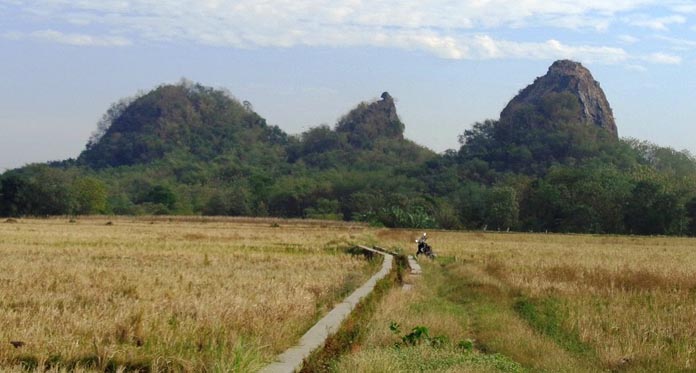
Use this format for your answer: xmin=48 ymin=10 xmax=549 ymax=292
xmin=260 ymin=245 xmax=394 ymax=373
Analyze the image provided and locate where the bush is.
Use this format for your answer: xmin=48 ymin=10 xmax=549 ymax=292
xmin=377 ymin=206 xmax=438 ymax=229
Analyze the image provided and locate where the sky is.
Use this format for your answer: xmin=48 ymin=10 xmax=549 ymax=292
xmin=2 ymin=0 xmax=696 ymax=171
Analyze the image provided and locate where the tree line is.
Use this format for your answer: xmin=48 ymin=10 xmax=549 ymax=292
xmin=2 ymin=83 xmax=696 ymax=236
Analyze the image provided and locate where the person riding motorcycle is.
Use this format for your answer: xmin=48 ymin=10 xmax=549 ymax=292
xmin=415 ymin=232 xmax=435 ymax=258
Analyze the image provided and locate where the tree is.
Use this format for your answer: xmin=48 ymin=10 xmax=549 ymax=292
xmin=0 ymin=166 xmax=75 ymax=216
xmin=484 ymin=186 xmax=519 ymax=230
xmin=267 ymin=177 xmax=325 ymax=217
xmin=0 ymin=172 xmax=30 ymax=217
xmin=685 ymin=197 xmax=696 ymax=237
xmin=142 ymin=185 xmax=177 ymax=214
xmin=202 ymin=187 xmax=251 ymax=216
xmin=72 ymin=177 xmax=108 ymax=215
xmin=624 ymin=181 xmax=682 ymax=235
xmin=451 ymin=182 xmax=488 ymax=229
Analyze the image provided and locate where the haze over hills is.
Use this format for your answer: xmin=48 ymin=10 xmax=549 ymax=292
xmin=2 ymin=60 xmax=696 ymax=236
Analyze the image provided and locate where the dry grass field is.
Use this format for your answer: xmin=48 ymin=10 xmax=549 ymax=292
xmin=342 ymin=229 xmax=696 ymax=372
xmin=4 ymin=219 xmax=696 ymax=372
xmin=0 ymin=217 xmax=376 ymax=372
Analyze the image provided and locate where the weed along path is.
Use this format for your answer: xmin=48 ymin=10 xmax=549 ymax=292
xmin=261 ymin=245 xmax=394 ymax=373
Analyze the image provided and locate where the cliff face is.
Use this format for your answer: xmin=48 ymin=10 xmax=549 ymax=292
xmin=500 ymin=60 xmax=617 ymax=137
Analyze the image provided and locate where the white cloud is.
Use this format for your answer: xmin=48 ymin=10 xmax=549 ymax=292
xmin=625 ymin=14 xmax=686 ymax=31
xmin=643 ymin=52 xmax=682 ymax=64
xmin=618 ymin=34 xmax=640 ymax=44
xmin=4 ymin=29 xmax=131 ymax=46
xmin=655 ymin=35 xmax=696 ymax=50
xmin=7 ymin=0 xmax=670 ymax=36
xmin=1 ymin=0 xmax=690 ymax=66
xmin=626 ymin=64 xmax=648 ymax=72
xmin=32 ymin=30 xmax=131 ymax=46
xmin=466 ymin=37 xmax=630 ymax=64
xmin=671 ymin=3 xmax=696 ymax=14
xmin=2 ymin=31 xmax=23 ymax=40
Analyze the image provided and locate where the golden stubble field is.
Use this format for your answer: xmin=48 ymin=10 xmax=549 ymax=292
xmin=373 ymin=229 xmax=696 ymax=371
xmin=0 ymin=217 xmax=376 ymax=372
xmin=3 ymin=219 xmax=696 ymax=372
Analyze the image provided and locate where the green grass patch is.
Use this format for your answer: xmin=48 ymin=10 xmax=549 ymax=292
xmin=335 ymin=344 xmax=524 ymax=372
xmin=332 ymin=258 xmax=525 ymax=372
xmin=437 ymin=263 xmax=599 ymax=372
xmin=513 ymin=296 xmax=596 ymax=359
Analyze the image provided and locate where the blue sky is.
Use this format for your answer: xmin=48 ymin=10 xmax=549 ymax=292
xmin=2 ymin=0 xmax=696 ymax=170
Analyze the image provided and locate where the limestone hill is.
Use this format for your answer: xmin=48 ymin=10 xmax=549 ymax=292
xmin=500 ymin=60 xmax=617 ymax=137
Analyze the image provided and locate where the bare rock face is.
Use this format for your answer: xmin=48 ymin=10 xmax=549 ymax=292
xmin=500 ymin=60 xmax=617 ymax=138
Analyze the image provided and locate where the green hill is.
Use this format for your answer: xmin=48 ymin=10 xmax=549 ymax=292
xmin=1 ymin=81 xmax=437 ymax=223
xmin=79 ymin=81 xmax=288 ymax=168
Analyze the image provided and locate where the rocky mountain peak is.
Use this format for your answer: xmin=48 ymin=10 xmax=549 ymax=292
xmin=548 ymin=59 xmax=590 ymax=76
xmin=500 ymin=59 xmax=617 ymax=137
xmin=335 ymin=91 xmax=405 ymax=147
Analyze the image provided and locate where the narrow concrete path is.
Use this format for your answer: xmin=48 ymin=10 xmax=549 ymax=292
xmin=261 ymin=245 xmax=393 ymax=373
xmin=407 ymin=255 xmax=422 ymax=275
xmin=402 ymin=255 xmax=422 ymax=291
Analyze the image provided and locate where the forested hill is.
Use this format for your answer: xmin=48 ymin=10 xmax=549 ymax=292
xmin=0 ymin=80 xmax=437 ymax=222
xmin=78 ymin=81 xmax=432 ymax=172
xmin=2 ymin=62 xmax=696 ymax=236
xmin=78 ymin=82 xmax=289 ymax=169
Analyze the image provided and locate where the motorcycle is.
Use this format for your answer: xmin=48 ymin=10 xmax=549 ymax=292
xmin=415 ymin=233 xmax=435 ymax=259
